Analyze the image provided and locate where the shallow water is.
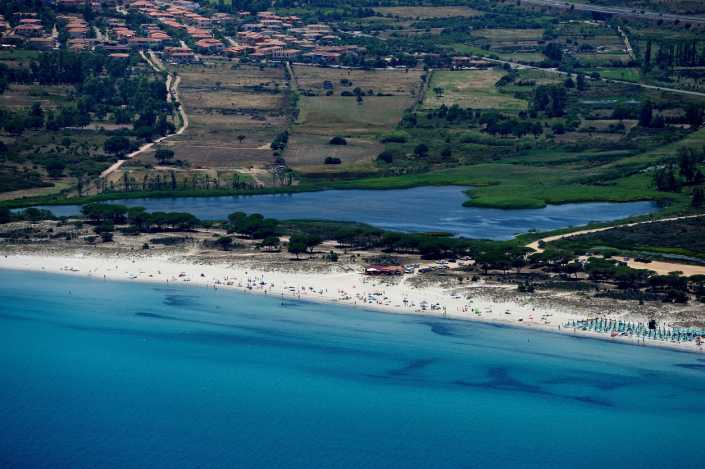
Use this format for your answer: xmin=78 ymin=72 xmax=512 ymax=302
xmin=38 ymin=186 xmax=658 ymax=239
xmin=1 ymin=270 xmax=704 ymax=468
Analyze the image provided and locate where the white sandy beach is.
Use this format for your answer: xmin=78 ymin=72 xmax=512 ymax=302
xmin=2 ymin=251 xmax=703 ymax=354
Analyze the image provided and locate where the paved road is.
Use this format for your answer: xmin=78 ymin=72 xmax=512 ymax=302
xmin=516 ymin=0 xmax=705 ymax=25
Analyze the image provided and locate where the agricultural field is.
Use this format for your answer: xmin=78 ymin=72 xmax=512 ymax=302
xmin=471 ymin=28 xmax=544 ymax=42
xmin=576 ymin=52 xmax=632 ymax=67
xmin=294 ymin=66 xmax=422 ymax=96
xmin=552 ymin=21 xmax=633 ymax=68
xmin=448 ymin=44 xmax=546 ymax=64
xmin=468 ymin=28 xmax=545 ymax=61
xmin=373 ymin=6 xmax=482 ymax=19
xmin=423 ymin=69 xmax=528 ymax=111
xmin=150 ymin=63 xmax=289 ymax=170
xmin=287 ymin=66 xmax=422 ymax=173
xmin=502 ymin=69 xmax=565 ymax=89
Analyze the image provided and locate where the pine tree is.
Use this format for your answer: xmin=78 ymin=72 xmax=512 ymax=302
xmin=639 ymin=101 xmax=653 ymax=127
xmin=692 ymin=187 xmax=704 ymax=208
xmin=642 ymin=40 xmax=652 ymax=72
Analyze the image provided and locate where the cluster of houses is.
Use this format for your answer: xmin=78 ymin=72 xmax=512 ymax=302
xmin=2 ymin=13 xmax=52 ymax=50
xmin=1 ymin=0 xmax=364 ymax=66
xmin=125 ymin=0 xmax=233 ymax=60
xmin=119 ymin=1 xmax=363 ymax=64
xmin=229 ymin=11 xmax=361 ymax=64
xmin=0 ymin=10 xmax=96 ymax=51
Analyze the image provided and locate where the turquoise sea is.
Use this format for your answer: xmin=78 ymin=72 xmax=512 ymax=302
xmin=1 ymin=270 xmax=704 ymax=468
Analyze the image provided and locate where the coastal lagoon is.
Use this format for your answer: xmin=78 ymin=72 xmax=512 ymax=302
xmin=1 ymin=270 xmax=704 ymax=469
xmin=38 ymin=186 xmax=658 ymax=239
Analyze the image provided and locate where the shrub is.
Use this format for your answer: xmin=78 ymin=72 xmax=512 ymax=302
xmin=0 ymin=207 xmax=10 ymax=224
xmin=103 ymin=136 xmax=131 ymax=156
xmin=414 ymin=143 xmax=429 ymax=157
xmin=380 ymin=131 xmax=408 ymax=143
xmin=326 ymin=250 xmax=339 ymax=262
xmin=377 ymin=150 xmax=394 ymax=164
xmin=329 ymin=136 xmax=347 ymax=145
xmin=155 ymin=148 xmax=175 ymax=164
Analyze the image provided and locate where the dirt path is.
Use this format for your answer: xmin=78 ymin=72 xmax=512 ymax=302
xmin=147 ymin=50 xmax=165 ymax=72
xmin=286 ymin=62 xmax=299 ymax=92
xmin=527 ymin=214 xmax=705 ymax=276
xmin=416 ymin=68 xmax=432 ymax=106
xmin=100 ymin=52 xmax=188 ymax=179
xmin=617 ymin=26 xmax=635 ymax=61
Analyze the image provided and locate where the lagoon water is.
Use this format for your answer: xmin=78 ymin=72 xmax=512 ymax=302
xmin=1 ymin=270 xmax=704 ymax=468
xmin=40 ymin=186 xmax=658 ymax=239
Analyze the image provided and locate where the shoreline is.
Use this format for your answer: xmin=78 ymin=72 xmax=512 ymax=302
xmin=2 ymin=252 xmax=703 ymax=354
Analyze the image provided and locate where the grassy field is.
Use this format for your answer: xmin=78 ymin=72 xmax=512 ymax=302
xmin=448 ymin=43 xmax=546 ymax=63
xmin=294 ymin=66 xmax=422 ymax=96
xmin=297 ymin=96 xmax=410 ymax=135
xmin=287 ymin=66 xmax=421 ymax=173
xmin=288 ymin=96 xmax=406 ymax=171
xmin=423 ymin=70 xmax=528 ymax=111
xmin=373 ymin=6 xmax=482 ymax=18
xmin=576 ymin=52 xmax=632 ymax=66
xmin=592 ymin=67 xmax=641 ymax=82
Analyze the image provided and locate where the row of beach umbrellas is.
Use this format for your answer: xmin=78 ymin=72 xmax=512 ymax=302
xmin=564 ymin=319 xmax=705 ymax=343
